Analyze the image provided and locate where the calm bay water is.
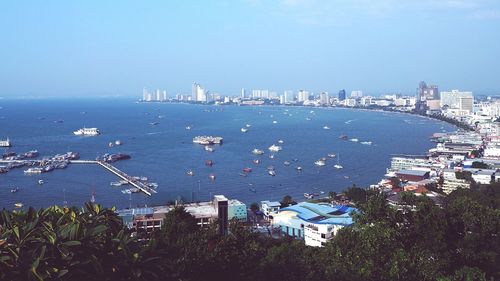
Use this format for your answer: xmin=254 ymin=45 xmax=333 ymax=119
xmin=0 ymin=99 xmax=454 ymax=209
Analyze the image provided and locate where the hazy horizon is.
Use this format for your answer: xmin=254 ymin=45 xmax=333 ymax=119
xmin=1 ymin=0 xmax=500 ymax=97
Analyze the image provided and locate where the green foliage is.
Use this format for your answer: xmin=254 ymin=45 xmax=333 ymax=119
xmin=471 ymin=161 xmax=489 ymax=169
xmin=250 ymin=202 xmax=259 ymax=213
xmin=280 ymin=195 xmax=296 ymax=208
xmin=1 ymin=185 xmax=498 ymax=281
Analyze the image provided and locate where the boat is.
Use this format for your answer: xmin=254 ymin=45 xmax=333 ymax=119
xmin=334 ymin=153 xmax=343 ymax=169
xmin=304 ymin=193 xmax=314 ymax=199
xmin=296 ymin=166 xmax=303 ymax=171
xmin=121 ymin=189 xmax=132 ymax=194
xmin=14 ymin=203 xmax=23 ymax=208
xmin=253 ymin=159 xmax=260 ymax=164
xmin=149 ymin=122 xmax=160 ymax=126
xmin=252 ymin=148 xmax=264 ymax=155
xmin=0 ymin=167 xmax=8 ymax=173
xmin=205 ymin=146 xmax=215 ymax=152
xmin=268 ymin=144 xmax=282 ymax=152
xmin=239 ymin=172 xmax=247 ymax=177
xmin=269 ymin=154 xmax=275 ymax=159
xmin=314 ymin=159 xmax=326 ymax=166
xmin=278 ymin=139 xmax=284 ymax=144
xmin=360 ymin=141 xmax=372 ymax=145
xmin=272 ymin=120 xmax=278 ymax=124
xmin=243 ymin=167 xmax=252 ymax=173
xmin=11 ymin=187 xmax=19 ymax=193
xmin=283 ymin=161 xmax=291 ymax=166
xmin=187 ymin=170 xmax=195 ymax=176
xmin=339 ymin=135 xmax=348 ymax=140
xmin=24 ymin=167 xmax=43 ymax=174
xmin=209 ymin=173 xmax=216 ymax=181
xmin=205 ymin=160 xmax=213 ymax=166
xmin=328 ymin=153 xmax=336 ymax=158
xmin=108 ymin=142 xmax=114 ymax=148
xmin=245 ymin=124 xmax=251 ymax=128
xmin=268 ymin=170 xmax=276 ymax=176
xmin=0 ymin=138 xmax=12 ymax=147
xmin=73 ymin=127 xmax=100 ymax=136
xmin=110 ymin=181 xmax=123 ymax=186
xmin=267 ymin=165 xmax=275 ymax=171
xmin=23 ymin=150 xmax=39 ymax=158
xmin=193 ymin=136 xmax=223 ymax=145
xmin=38 ymin=179 xmax=44 ymax=185
xmin=349 ymin=138 xmax=359 ymax=142
xmin=323 ymin=126 xmax=331 ymax=130
xmin=305 ymin=117 xmax=311 ymax=121
xmin=115 ymin=140 xmax=123 ymax=146
xmin=185 ymin=125 xmax=192 ymax=130
xmin=249 ymin=187 xmax=256 ymax=193
xmin=241 ymin=128 xmax=248 ymax=133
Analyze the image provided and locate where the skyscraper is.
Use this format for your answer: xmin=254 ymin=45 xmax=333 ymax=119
xmin=192 ymin=82 xmax=207 ymax=102
xmin=338 ymin=89 xmax=346 ymax=101
xmin=320 ymin=92 xmax=329 ymax=105
xmin=441 ymin=90 xmax=473 ymax=109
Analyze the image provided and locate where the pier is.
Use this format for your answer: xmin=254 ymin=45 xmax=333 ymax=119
xmin=0 ymin=159 xmax=157 ymax=196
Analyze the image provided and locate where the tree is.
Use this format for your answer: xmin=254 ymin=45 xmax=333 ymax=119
xmin=280 ymin=195 xmax=296 ymax=208
xmin=250 ymin=202 xmax=260 ymax=213
xmin=471 ymin=161 xmax=489 ymax=169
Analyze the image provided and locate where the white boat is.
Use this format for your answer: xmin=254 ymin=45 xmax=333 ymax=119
xmin=245 ymin=124 xmax=251 ymax=128
xmin=187 ymin=170 xmax=194 ymax=176
xmin=269 ymin=154 xmax=275 ymax=159
xmin=14 ymin=203 xmax=23 ymax=208
xmin=73 ymin=127 xmax=100 ymax=136
xmin=121 ymin=189 xmax=132 ymax=194
xmin=323 ymin=126 xmax=331 ymax=130
xmin=334 ymin=153 xmax=343 ymax=169
xmin=185 ymin=125 xmax=192 ymax=130
xmin=24 ymin=168 xmax=43 ymax=174
xmin=349 ymin=138 xmax=359 ymax=142
xmin=205 ymin=146 xmax=215 ymax=152
xmin=272 ymin=120 xmax=278 ymax=124
xmin=0 ymin=138 xmax=12 ymax=147
xmin=241 ymin=128 xmax=248 ymax=133
xmin=110 ymin=181 xmax=123 ymax=187
xmin=304 ymin=193 xmax=314 ymax=199
xmin=268 ymin=170 xmax=276 ymax=176
xmin=328 ymin=153 xmax=336 ymax=158
xmin=268 ymin=144 xmax=282 ymax=152
xmin=314 ymin=160 xmax=326 ymax=166
xmin=278 ymin=139 xmax=284 ymax=144
xmin=296 ymin=166 xmax=303 ymax=171
xmin=252 ymin=149 xmax=264 ymax=155
xmin=360 ymin=141 xmax=372 ymax=145
xmin=38 ymin=179 xmax=44 ymax=185
xmin=283 ymin=161 xmax=291 ymax=166
xmin=115 ymin=140 xmax=123 ymax=146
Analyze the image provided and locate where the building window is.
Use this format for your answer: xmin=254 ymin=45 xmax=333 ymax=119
xmin=321 ymin=233 xmax=326 ymax=239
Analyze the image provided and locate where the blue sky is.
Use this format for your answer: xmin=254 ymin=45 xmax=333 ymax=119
xmin=1 ymin=0 xmax=499 ymax=97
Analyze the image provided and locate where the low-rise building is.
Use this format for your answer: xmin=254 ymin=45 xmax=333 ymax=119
xmin=395 ymin=169 xmax=430 ymax=182
xmin=270 ymin=202 xmax=357 ymax=247
xmin=260 ymin=200 xmax=281 ymax=221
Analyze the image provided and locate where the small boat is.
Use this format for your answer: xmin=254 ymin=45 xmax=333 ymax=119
xmin=14 ymin=203 xmax=23 ymax=208
xmin=360 ymin=141 xmax=372 ymax=145
xmin=38 ymin=179 xmax=44 ymax=185
xmin=344 ymin=175 xmax=350 ymax=179
xmin=304 ymin=193 xmax=314 ymax=199
xmin=278 ymin=139 xmax=284 ymax=144
xmin=187 ymin=170 xmax=195 ymax=176
xmin=205 ymin=146 xmax=215 ymax=152
xmin=314 ymin=160 xmax=326 ymax=166
xmin=185 ymin=125 xmax=192 ymax=130
xmin=115 ymin=140 xmax=123 ymax=146
xmin=272 ymin=120 xmax=278 ymax=124
xmin=349 ymin=138 xmax=359 ymax=142
xmin=268 ymin=144 xmax=282 ymax=152
xmin=149 ymin=122 xmax=160 ymax=126
xmin=328 ymin=153 xmax=336 ymax=158
xmin=245 ymin=124 xmax=251 ymax=128
xmin=241 ymin=128 xmax=248 ymax=133
xmin=121 ymin=189 xmax=132 ymax=194
xmin=305 ymin=117 xmax=311 ymax=121
xmin=209 ymin=173 xmax=216 ymax=181
xmin=296 ymin=166 xmax=303 ymax=171
xmin=110 ymin=181 xmax=122 ymax=186
xmin=252 ymin=149 xmax=264 ymax=155
xmin=269 ymin=154 xmax=275 ymax=159
xmin=268 ymin=170 xmax=276 ymax=176
xmin=108 ymin=142 xmax=114 ymax=148
xmin=253 ymin=159 xmax=260 ymax=164
xmin=339 ymin=135 xmax=348 ymax=140
xmin=243 ymin=167 xmax=252 ymax=173
xmin=249 ymin=187 xmax=256 ymax=193
xmin=10 ymin=187 xmax=19 ymax=193
xmin=323 ymin=126 xmax=331 ymax=130
xmin=267 ymin=165 xmax=275 ymax=171
xmin=205 ymin=160 xmax=213 ymax=166
xmin=239 ymin=172 xmax=247 ymax=177
xmin=283 ymin=161 xmax=291 ymax=166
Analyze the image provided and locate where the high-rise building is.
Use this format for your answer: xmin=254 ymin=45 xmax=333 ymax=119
xmin=319 ymin=92 xmax=329 ymax=105
xmin=297 ymin=90 xmax=309 ymax=102
xmin=241 ymin=88 xmax=246 ymax=98
xmin=418 ymin=81 xmax=439 ymax=101
xmin=350 ymin=90 xmax=363 ymax=98
xmin=284 ymin=90 xmax=294 ymax=103
xmin=459 ymin=96 xmax=473 ymax=112
xmin=441 ymin=90 xmax=473 ymax=109
xmin=338 ymin=89 xmax=346 ymax=101
xmin=192 ymin=82 xmax=207 ymax=102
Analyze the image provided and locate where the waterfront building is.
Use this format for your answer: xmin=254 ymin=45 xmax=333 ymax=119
xmin=338 ymin=89 xmax=346 ymax=101
xmin=284 ymin=90 xmax=294 ymax=103
xmin=260 ymin=200 xmax=281 ymax=221
xmin=350 ymin=90 xmax=363 ymax=98
xmin=344 ymin=98 xmax=358 ymax=107
xmin=395 ymin=169 xmax=430 ymax=182
xmin=440 ymin=89 xmax=473 ymax=109
xmin=192 ymin=82 xmax=207 ymax=102
xmin=270 ymin=202 xmax=357 ymax=247
xmin=297 ymin=90 xmax=309 ymax=102
xmin=388 ymin=157 xmax=433 ymax=173
xmin=319 ymin=92 xmax=329 ymax=105
xmin=241 ymin=88 xmax=246 ymax=98
xmin=459 ymin=96 xmax=473 ymax=112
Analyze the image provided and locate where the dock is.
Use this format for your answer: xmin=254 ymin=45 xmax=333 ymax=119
xmin=0 ymin=159 xmax=157 ymax=196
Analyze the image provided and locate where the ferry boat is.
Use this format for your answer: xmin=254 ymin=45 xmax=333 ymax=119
xmin=314 ymin=160 xmax=326 ymax=166
xmin=268 ymin=144 xmax=282 ymax=152
xmin=0 ymin=138 xmax=12 ymax=147
xmin=193 ymin=136 xmax=223 ymax=145
xmin=241 ymin=128 xmax=248 ymax=133
xmin=73 ymin=127 xmax=100 ymax=136
xmin=252 ymin=148 xmax=264 ymax=155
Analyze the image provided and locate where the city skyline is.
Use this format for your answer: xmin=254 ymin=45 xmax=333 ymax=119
xmin=1 ymin=1 xmax=500 ymax=98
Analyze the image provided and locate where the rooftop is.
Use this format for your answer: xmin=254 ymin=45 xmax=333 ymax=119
xmin=276 ymin=202 xmax=357 ymax=226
